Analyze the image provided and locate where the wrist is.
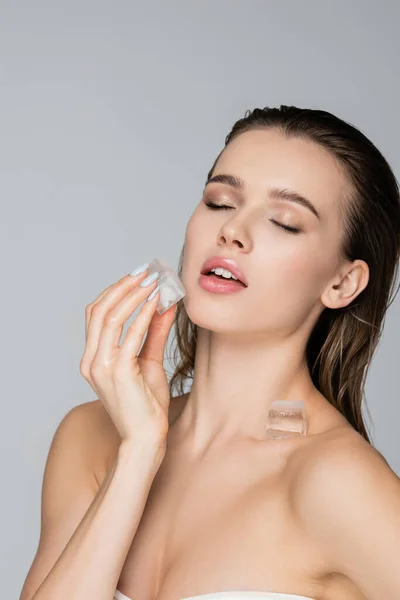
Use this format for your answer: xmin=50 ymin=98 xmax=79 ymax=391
xmin=118 ymin=435 xmax=167 ymax=469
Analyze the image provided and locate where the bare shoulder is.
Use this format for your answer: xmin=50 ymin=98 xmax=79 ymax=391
xmin=289 ymin=428 xmax=400 ymax=598
xmin=290 ymin=424 xmax=399 ymax=541
xmin=291 ymin=426 xmax=393 ymax=501
xmin=56 ymin=399 xmax=120 ymax=487
xmin=308 ymin=426 xmax=392 ymax=476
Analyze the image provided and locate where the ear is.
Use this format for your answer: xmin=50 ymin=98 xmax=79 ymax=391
xmin=321 ymin=259 xmax=370 ymax=310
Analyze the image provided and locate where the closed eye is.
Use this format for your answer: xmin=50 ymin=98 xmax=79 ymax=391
xmin=205 ymin=201 xmax=233 ymax=210
xmin=269 ymin=219 xmax=301 ymax=235
xmin=204 ymin=201 xmax=301 ymax=235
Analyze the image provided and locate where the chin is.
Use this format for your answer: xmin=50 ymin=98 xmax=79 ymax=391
xmin=182 ymin=284 xmax=246 ymax=333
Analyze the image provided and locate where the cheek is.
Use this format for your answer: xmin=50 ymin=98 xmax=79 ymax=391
xmin=260 ymin=244 xmax=312 ymax=285
xmin=261 ymin=233 xmax=335 ymax=290
xmin=260 ymin=256 xmax=311 ymax=321
xmin=181 ymin=212 xmax=206 ymax=286
xmin=183 ymin=212 xmax=198 ymax=250
xmin=245 ymin=244 xmax=331 ymax=325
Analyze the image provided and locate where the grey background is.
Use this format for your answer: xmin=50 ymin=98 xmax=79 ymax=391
xmin=1 ymin=1 xmax=399 ymax=597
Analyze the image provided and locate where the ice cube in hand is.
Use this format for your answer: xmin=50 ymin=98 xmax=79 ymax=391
xmin=146 ymin=257 xmax=186 ymax=315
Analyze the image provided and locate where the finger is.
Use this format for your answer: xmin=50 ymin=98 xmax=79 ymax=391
xmin=82 ymin=271 xmax=151 ymax=370
xmin=85 ymin=271 xmax=148 ymax=338
xmin=139 ymin=302 xmax=177 ymax=365
xmin=85 ymin=287 xmax=114 ymax=338
xmin=119 ymin=286 xmax=162 ymax=361
xmin=94 ymin=279 xmax=159 ymax=365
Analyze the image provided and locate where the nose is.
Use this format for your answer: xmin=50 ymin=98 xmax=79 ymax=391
xmin=217 ymin=206 xmax=262 ymax=251
xmin=217 ymin=223 xmax=250 ymax=250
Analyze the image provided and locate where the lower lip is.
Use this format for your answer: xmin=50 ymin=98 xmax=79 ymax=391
xmin=198 ymin=273 xmax=247 ymax=294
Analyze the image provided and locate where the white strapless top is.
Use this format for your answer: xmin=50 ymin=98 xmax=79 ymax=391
xmin=114 ymin=588 xmax=315 ymax=600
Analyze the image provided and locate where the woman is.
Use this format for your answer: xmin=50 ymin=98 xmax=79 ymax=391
xmin=20 ymin=106 xmax=400 ymax=600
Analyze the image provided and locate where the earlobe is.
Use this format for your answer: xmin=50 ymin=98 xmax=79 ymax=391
xmin=321 ymin=260 xmax=370 ymax=310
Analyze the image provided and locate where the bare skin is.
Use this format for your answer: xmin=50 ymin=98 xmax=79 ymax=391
xmin=22 ymin=128 xmax=399 ymax=600
xmin=89 ymin=392 xmax=375 ymax=600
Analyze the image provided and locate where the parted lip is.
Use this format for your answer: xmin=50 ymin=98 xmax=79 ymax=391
xmin=200 ymin=256 xmax=248 ymax=287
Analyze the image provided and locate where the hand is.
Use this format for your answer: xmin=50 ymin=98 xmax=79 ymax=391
xmin=79 ymin=267 xmax=177 ymax=446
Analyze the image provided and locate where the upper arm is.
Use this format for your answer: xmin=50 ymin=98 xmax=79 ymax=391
xmin=19 ymin=401 xmax=107 ymax=600
xmin=294 ymin=433 xmax=400 ymax=600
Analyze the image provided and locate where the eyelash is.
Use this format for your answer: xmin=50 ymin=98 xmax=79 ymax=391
xmin=204 ymin=201 xmax=301 ymax=235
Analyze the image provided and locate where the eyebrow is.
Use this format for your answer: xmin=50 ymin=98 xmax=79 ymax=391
xmin=205 ymin=173 xmax=321 ymax=221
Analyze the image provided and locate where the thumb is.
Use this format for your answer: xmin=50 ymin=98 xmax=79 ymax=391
xmin=139 ymin=302 xmax=177 ymax=364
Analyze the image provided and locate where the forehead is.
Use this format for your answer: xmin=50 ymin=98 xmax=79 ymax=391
xmin=213 ymin=129 xmax=347 ymax=215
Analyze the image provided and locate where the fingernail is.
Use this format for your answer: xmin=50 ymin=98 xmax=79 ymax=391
xmin=140 ymin=271 xmax=159 ymax=287
xmin=146 ymin=283 xmax=160 ymax=301
xmin=129 ymin=262 xmax=149 ymax=276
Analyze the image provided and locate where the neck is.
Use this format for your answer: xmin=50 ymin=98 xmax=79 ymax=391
xmin=174 ymin=326 xmax=324 ymax=455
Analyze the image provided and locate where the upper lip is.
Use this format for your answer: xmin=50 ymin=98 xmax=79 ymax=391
xmin=201 ymin=256 xmax=248 ymax=286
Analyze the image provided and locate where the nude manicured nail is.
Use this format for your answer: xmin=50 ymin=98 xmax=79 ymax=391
xmin=146 ymin=283 xmax=160 ymax=301
xmin=140 ymin=272 xmax=159 ymax=287
xmin=129 ymin=262 xmax=149 ymax=276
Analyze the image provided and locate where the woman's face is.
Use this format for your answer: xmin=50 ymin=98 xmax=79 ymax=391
xmin=181 ymin=128 xmax=350 ymax=335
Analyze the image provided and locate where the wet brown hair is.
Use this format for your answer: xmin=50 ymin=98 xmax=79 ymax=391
xmin=167 ymin=105 xmax=400 ymax=444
